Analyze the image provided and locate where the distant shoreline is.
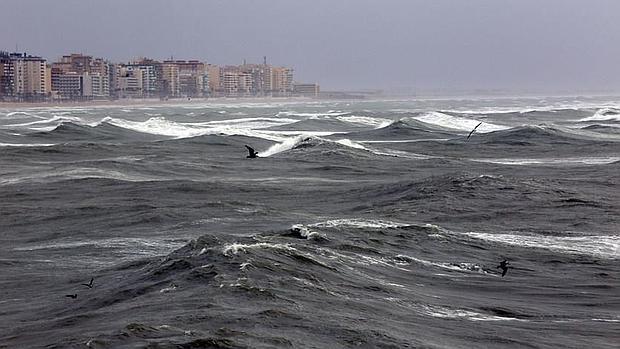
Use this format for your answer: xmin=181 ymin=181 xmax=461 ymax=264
xmin=2 ymin=93 xmax=619 ymax=110
xmin=0 ymin=96 xmax=315 ymax=109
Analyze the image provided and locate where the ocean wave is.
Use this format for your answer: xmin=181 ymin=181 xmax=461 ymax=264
xmin=439 ymin=101 xmax=620 ymax=115
xmin=289 ymin=224 xmax=326 ymax=240
xmin=191 ymin=116 xmax=298 ymax=129
xmin=0 ymin=142 xmax=56 ymax=147
xmin=102 ymin=116 xmax=295 ymax=142
xmin=410 ymin=112 xmax=510 ymax=133
xmin=0 ymin=115 xmax=88 ymax=129
xmin=470 ymin=124 xmax=618 ymax=145
xmin=393 ymin=255 xmax=489 ymax=274
xmin=578 ymin=108 xmax=620 ymax=122
xmin=260 ymin=135 xmax=309 ymax=156
xmin=336 ymin=115 xmax=392 ymax=128
xmin=463 ymin=232 xmax=620 ymax=259
xmin=102 ymin=116 xmax=206 ymax=138
xmin=222 ymin=242 xmax=297 ymax=257
xmin=261 ymin=135 xmax=372 ymax=158
xmin=14 ymin=237 xmax=183 ymax=253
xmin=265 ymin=117 xmax=363 ymax=132
xmin=471 ymin=156 xmax=620 ymax=166
xmin=0 ymin=168 xmax=160 ymax=186
xmin=276 ymin=110 xmax=350 ymax=118
xmin=418 ymin=304 xmax=526 ymax=321
xmin=1 ymin=111 xmax=48 ymax=120
xmin=30 ymin=121 xmax=169 ymax=143
xmin=309 ymin=218 xmax=416 ymax=229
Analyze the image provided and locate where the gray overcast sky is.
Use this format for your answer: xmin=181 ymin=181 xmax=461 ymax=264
xmin=1 ymin=0 xmax=619 ymax=93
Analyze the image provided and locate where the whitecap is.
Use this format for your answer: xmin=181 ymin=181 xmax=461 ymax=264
xmin=463 ymin=232 xmax=620 ymax=259
xmin=411 ymin=112 xmax=509 ymax=133
xmin=222 ymin=242 xmax=296 ymax=257
xmin=260 ymin=134 xmax=331 ymax=157
xmin=578 ymin=108 xmax=620 ymax=122
xmin=471 ymin=157 xmax=620 ymax=166
xmin=290 ymin=224 xmax=325 ymax=240
xmin=419 ymin=304 xmax=526 ymax=322
xmin=309 ymin=218 xmax=411 ymax=229
xmin=0 ymin=143 xmax=56 ymax=147
xmin=336 ymin=115 xmax=392 ymax=128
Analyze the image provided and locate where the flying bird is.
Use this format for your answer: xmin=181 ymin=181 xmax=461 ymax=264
xmin=65 ymin=294 xmax=78 ymax=299
xmin=245 ymin=145 xmax=259 ymax=158
xmin=496 ymin=260 xmax=510 ymax=277
xmin=81 ymin=278 xmax=94 ymax=289
xmin=467 ymin=122 xmax=483 ymax=140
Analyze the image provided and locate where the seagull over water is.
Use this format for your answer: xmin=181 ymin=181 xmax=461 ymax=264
xmin=497 ymin=260 xmax=510 ymax=277
xmin=245 ymin=145 xmax=259 ymax=158
xmin=467 ymin=122 xmax=483 ymax=140
xmin=81 ymin=278 xmax=94 ymax=289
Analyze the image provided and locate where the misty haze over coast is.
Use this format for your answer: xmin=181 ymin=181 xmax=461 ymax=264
xmin=2 ymin=0 xmax=619 ymax=94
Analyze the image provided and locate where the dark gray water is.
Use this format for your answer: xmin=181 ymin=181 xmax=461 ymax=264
xmin=1 ymin=97 xmax=619 ymax=348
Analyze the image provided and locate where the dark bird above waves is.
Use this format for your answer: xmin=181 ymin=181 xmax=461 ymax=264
xmin=81 ymin=278 xmax=94 ymax=288
xmin=245 ymin=145 xmax=259 ymax=158
xmin=467 ymin=122 xmax=483 ymax=140
xmin=65 ymin=294 xmax=77 ymax=299
xmin=496 ymin=260 xmax=510 ymax=277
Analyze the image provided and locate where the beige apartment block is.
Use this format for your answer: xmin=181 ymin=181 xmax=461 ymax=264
xmin=13 ymin=56 xmax=48 ymax=97
xmin=271 ymin=66 xmax=293 ymax=95
xmin=206 ymin=64 xmax=220 ymax=95
xmin=162 ymin=62 xmax=180 ymax=97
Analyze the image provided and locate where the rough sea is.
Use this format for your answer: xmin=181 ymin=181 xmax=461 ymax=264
xmin=0 ymin=97 xmax=618 ymax=349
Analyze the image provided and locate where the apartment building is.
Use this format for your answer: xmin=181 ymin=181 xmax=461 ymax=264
xmin=161 ymin=62 xmax=180 ymax=97
xmin=271 ymin=66 xmax=294 ymax=96
xmin=1 ymin=52 xmax=50 ymax=101
xmin=51 ymin=54 xmax=111 ymax=99
xmin=293 ymin=83 xmax=320 ymax=97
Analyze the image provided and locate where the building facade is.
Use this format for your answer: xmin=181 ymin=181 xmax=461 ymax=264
xmin=293 ymin=83 xmax=320 ymax=97
xmin=271 ymin=66 xmax=294 ymax=96
xmin=0 ymin=52 xmax=50 ymax=101
xmin=51 ymin=54 xmax=111 ymax=100
xmin=161 ymin=62 xmax=180 ymax=97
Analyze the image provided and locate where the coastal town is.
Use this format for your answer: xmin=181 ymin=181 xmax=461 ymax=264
xmin=0 ymin=51 xmax=322 ymax=102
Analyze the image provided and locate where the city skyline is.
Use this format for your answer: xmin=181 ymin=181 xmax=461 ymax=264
xmin=0 ymin=50 xmax=321 ymax=102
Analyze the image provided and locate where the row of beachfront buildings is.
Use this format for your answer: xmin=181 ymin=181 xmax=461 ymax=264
xmin=0 ymin=51 xmax=321 ymax=102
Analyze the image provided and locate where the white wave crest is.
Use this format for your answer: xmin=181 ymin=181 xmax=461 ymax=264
xmin=1 ymin=115 xmax=86 ymax=129
xmin=2 ymin=111 xmax=47 ymax=120
xmin=102 ymin=116 xmax=302 ymax=142
xmin=309 ymin=218 xmax=416 ymax=229
xmin=418 ymin=304 xmax=525 ymax=322
xmin=14 ymin=237 xmax=183 ymax=255
xmin=471 ymin=156 xmax=620 ymax=166
xmin=276 ymin=110 xmax=349 ymax=118
xmin=336 ymin=115 xmax=392 ymax=128
xmin=334 ymin=138 xmax=368 ymax=150
xmin=290 ymin=224 xmax=325 ymax=240
xmin=394 ymin=254 xmax=489 ymax=274
xmin=578 ymin=108 xmax=620 ymax=122
xmin=0 ymin=143 xmax=56 ymax=147
xmin=463 ymin=232 xmax=620 ymax=259
xmin=411 ymin=112 xmax=509 ymax=133
xmin=0 ymin=168 xmax=158 ymax=186
xmin=260 ymin=135 xmax=308 ymax=157
xmin=103 ymin=116 xmax=206 ymax=138
xmin=222 ymin=242 xmax=296 ymax=257
xmin=194 ymin=117 xmax=298 ymax=129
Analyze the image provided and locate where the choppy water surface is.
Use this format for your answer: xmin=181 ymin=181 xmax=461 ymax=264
xmin=1 ymin=97 xmax=619 ymax=348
